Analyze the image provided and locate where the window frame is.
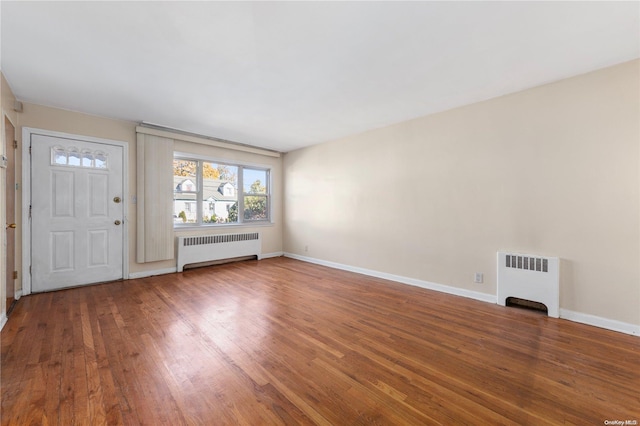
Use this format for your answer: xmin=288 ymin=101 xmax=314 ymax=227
xmin=241 ymin=167 xmax=270 ymax=223
xmin=173 ymin=152 xmax=272 ymax=228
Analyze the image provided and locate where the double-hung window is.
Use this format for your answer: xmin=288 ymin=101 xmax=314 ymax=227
xmin=173 ymin=156 xmax=270 ymax=226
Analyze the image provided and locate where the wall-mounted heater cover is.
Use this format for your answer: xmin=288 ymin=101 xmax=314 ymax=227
xmin=497 ymin=251 xmax=559 ymax=318
xmin=177 ymin=233 xmax=261 ymax=272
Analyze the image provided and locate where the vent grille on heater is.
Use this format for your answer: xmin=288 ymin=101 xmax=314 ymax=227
xmin=505 ymin=254 xmax=548 ymax=272
xmin=182 ymin=233 xmax=259 ymax=246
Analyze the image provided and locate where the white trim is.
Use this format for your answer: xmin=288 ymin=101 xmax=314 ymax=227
xmin=0 ymin=312 xmax=6 ymax=331
xmin=21 ymin=129 xmax=30 ymax=295
xmin=285 ymin=253 xmax=640 ymax=337
xmin=14 ymin=289 xmax=22 ymax=300
xmin=260 ymin=251 xmax=284 ymax=259
xmin=128 ymin=252 xmax=281 ymax=279
xmin=560 ymin=309 xmax=640 ymax=337
xmin=284 ymin=252 xmax=497 ymax=304
xmin=128 ymin=267 xmax=177 ymax=280
xmin=21 ymin=127 xmax=129 ymax=295
xmin=138 ymin=126 xmax=281 ymax=158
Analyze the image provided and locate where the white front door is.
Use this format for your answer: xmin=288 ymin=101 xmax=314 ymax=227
xmin=31 ymin=134 xmax=124 ymax=292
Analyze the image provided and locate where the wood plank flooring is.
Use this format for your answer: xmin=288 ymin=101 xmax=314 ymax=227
xmin=2 ymin=257 xmax=639 ymax=425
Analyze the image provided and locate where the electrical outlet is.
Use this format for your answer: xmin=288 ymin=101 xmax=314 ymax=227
xmin=474 ymin=272 xmax=483 ymax=284
xmin=304 ymin=245 xmax=309 ymax=252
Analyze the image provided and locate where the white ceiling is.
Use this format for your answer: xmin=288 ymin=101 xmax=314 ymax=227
xmin=2 ymin=1 xmax=639 ymax=152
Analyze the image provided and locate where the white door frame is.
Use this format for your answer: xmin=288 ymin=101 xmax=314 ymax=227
xmin=22 ymin=127 xmax=129 ymax=295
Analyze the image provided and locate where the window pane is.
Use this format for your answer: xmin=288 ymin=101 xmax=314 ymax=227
xmin=81 ymin=151 xmax=94 ymax=167
xmin=68 ymin=149 xmax=81 ymax=166
xmin=244 ymin=195 xmax=268 ymax=221
xmin=173 ymin=159 xmax=197 ymax=191
xmin=94 ymin=152 xmax=108 ymax=169
xmin=173 ymin=159 xmax=198 ymax=223
xmin=202 ymin=163 xmax=238 ymax=224
xmin=243 ymin=169 xmax=267 ymax=194
xmin=52 ymin=148 xmax=67 ymax=165
xmin=174 ymin=195 xmax=197 ymax=223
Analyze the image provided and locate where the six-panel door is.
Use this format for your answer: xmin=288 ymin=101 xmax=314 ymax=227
xmin=31 ymin=134 xmax=124 ymax=292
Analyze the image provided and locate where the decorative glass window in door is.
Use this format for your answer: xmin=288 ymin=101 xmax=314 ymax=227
xmin=51 ymin=146 xmax=108 ymax=169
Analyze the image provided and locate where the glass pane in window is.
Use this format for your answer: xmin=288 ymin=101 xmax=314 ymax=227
xmin=82 ymin=151 xmax=94 ymax=167
xmin=173 ymin=159 xmax=197 ymax=192
xmin=173 ymin=159 xmax=198 ymax=224
xmin=68 ymin=149 xmax=81 ymax=166
xmin=173 ymin=199 xmax=186 ymax=224
xmin=202 ymin=163 xmax=238 ymax=224
xmin=244 ymin=195 xmax=268 ymax=221
xmin=243 ymin=169 xmax=267 ymax=194
xmin=174 ymin=195 xmax=197 ymax=224
xmin=95 ymin=152 xmax=108 ymax=169
xmin=53 ymin=148 xmax=67 ymax=165
xmin=202 ymin=198 xmax=218 ymax=224
xmin=226 ymin=202 xmax=239 ymax=224
xmin=202 ymin=162 xmax=237 ymax=185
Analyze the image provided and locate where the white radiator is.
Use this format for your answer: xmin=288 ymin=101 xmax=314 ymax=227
xmin=177 ymin=233 xmax=262 ymax=272
xmin=497 ymin=251 xmax=559 ymax=318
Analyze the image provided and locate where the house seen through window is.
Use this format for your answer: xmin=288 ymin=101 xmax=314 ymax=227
xmin=173 ymin=158 xmax=270 ymax=226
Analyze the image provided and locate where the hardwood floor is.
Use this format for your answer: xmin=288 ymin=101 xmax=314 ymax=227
xmin=2 ymin=257 xmax=639 ymax=425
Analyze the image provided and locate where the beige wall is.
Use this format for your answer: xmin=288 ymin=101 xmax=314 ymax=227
xmin=1 ymin=73 xmax=19 ymax=319
xmin=11 ymin=101 xmax=283 ymax=284
xmin=1 ymin=74 xmax=18 ymax=125
xmin=284 ymin=59 xmax=640 ymax=327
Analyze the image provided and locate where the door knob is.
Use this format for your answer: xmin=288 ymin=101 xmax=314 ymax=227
xmin=113 ymin=196 xmax=121 ymax=203
xmin=6 ymin=223 xmax=16 ymax=229
xmin=114 ymin=220 xmax=121 ymax=225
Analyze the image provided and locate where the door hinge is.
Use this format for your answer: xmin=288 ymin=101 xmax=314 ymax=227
xmin=13 ymin=271 xmax=18 ymax=280
xmin=29 ymin=205 xmax=32 ymax=219
xmin=13 ymin=140 xmax=17 ymax=149
xmin=29 ymin=145 xmax=32 ymax=155
xmin=29 ymin=265 xmax=32 ymax=275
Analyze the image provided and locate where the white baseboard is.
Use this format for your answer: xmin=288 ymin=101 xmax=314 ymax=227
xmin=285 ymin=253 xmax=640 ymax=337
xmin=0 ymin=313 xmax=7 ymax=331
xmin=284 ymin=252 xmax=496 ymax=304
xmin=560 ymin=309 xmax=639 ymax=336
xmin=260 ymin=251 xmax=284 ymax=259
xmin=15 ymin=290 xmax=23 ymax=300
xmin=129 ymin=253 xmax=282 ymax=280
xmin=128 ymin=267 xmax=177 ymax=280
